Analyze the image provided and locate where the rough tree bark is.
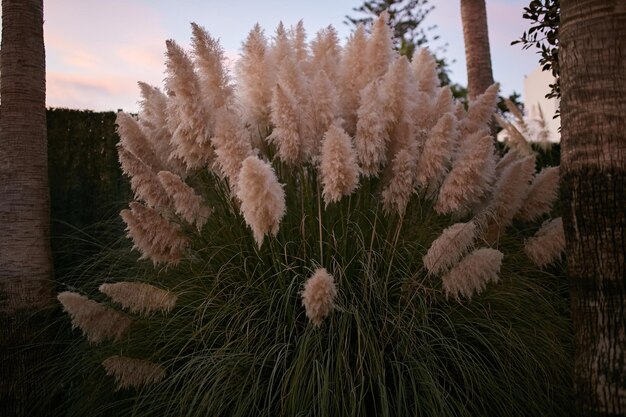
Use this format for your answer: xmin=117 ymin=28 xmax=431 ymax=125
xmin=560 ymin=1 xmax=626 ymax=415
xmin=0 ymin=0 xmax=54 ymax=415
xmin=460 ymin=0 xmax=495 ymax=100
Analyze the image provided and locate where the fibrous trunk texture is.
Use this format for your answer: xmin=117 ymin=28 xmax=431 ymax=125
xmin=460 ymin=0 xmax=495 ymax=100
xmin=560 ymin=2 xmax=626 ymax=415
xmin=0 ymin=0 xmax=53 ymax=415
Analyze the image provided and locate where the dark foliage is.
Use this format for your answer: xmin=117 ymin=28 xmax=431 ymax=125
xmin=47 ymin=108 xmax=131 ymax=281
xmin=512 ymin=0 xmax=560 ymax=101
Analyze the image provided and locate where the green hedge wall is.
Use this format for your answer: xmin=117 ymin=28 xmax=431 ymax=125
xmin=47 ymin=108 xmax=131 ymax=278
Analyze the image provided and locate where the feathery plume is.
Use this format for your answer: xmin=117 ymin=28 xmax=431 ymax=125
xmin=310 ymin=70 xmax=340 ymax=153
xmin=436 ymin=132 xmax=496 ymax=214
xmin=309 ymin=25 xmax=341 ymax=83
xmin=236 ymin=156 xmax=286 ymax=247
xmin=121 ymin=202 xmax=189 ymax=265
xmin=99 ymin=282 xmax=177 ymax=315
xmin=301 ymin=268 xmax=337 ymax=327
xmin=442 ymin=248 xmax=504 ymax=300
xmin=516 ymin=166 xmax=560 ymax=221
xmin=116 ymin=112 xmax=163 ymax=172
xmin=320 ymin=124 xmax=360 ymax=206
xmin=267 ymin=83 xmax=302 ymax=164
xmin=191 ymin=23 xmax=233 ymax=111
xmin=524 ymin=217 xmax=565 ymax=268
xmin=210 ymin=108 xmax=255 ymax=191
xmin=338 ymin=24 xmax=369 ymax=135
xmin=236 ymin=24 xmax=273 ymax=136
xmin=416 ymin=113 xmax=457 ymax=189
xmin=459 ymin=83 xmax=499 ymax=138
xmin=381 ymin=143 xmax=418 ymax=216
xmin=118 ymin=146 xmax=170 ymax=209
xmin=290 ymin=20 xmax=309 ymax=65
xmin=496 ymin=114 xmax=534 ymax=157
xmin=137 ymin=83 xmax=187 ymax=175
xmin=454 ymin=100 xmax=466 ymax=128
xmin=270 ymin=22 xmax=293 ymax=70
xmin=481 ymin=156 xmax=536 ymax=239
xmin=431 ymin=88 xmax=455 ymax=123
xmin=354 ymin=80 xmax=389 ymax=176
xmin=102 ymin=356 xmax=166 ymax=391
xmin=57 ymin=291 xmax=131 ymax=344
xmin=366 ymin=11 xmax=395 ymax=81
xmin=165 ymin=40 xmax=213 ymax=168
xmin=381 ymin=56 xmax=418 ymax=151
xmin=423 ymin=221 xmax=477 ymax=275
xmin=411 ymin=48 xmax=439 ymax=97
xmin=274 ymin=55 xmax=315 ymax=159
xmin=157 ymin=171 xmax=210 ymax=230
xmin=495 ymin=150 xmax=521 ymax=178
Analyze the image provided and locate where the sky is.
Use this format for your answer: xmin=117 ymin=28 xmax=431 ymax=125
xmin=38 ymin=0 xmax=542 ymax=112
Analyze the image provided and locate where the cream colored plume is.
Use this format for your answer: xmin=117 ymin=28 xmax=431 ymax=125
xmin=165 ymin=40 xmax=213 ymax=169
xmin=116 ymin=112 xmax=163 ymax=172
xmin=269 ymin=22 xmax=293 ymax=72
xmin=442 ymin=248 xmax=504 ymax=300
xmin=310 ymin=70 xmax=340 ymax=153
xmin=157 ymin=170 xmax=210 ymax=230
xmin=366 ymin=11 xmax=395 ymax=81
xmin=496 ymin=114 xmax=534 ymax=157
xmin=381 ymin=143 xmax=418 ymax=216
xmin=290 ymin=20 xmax=309 ymax=65
xmin=411 ymin=48 xmax=439 ymax=97
xmin=460 ymin=83 xmax=499 ymax=137
xmin=423 ymin=221 xmax=477 ymax=275
xmin=236 ymin=156 xmax=286 ymax=247
xmin=118 ymin=146 xmax=170 ymax=209
xmin=120 ymin=202 xmax=189 ymax=265
xmin=413 ymin=87 xmax=451 ymax=134
xmin=57 ymin=291 xmax=131 ymax=344
xmin=236 ymin=24 xmax=272 ymax=136
xmin=275 ymin=54 xmax=316 ymax=159
xmin=381 ymin=56 xmax=418 ymax=156
xmin=338 ymin=24 xmax=369 ymax=136
xmin=191 ymin=23 xmax=233 ymax=112
xmin=495 ymin=150 xmax=521 ymax=178
xmin=482 ymin=156 xmax=536 ymax=239
xmin=320 ymin=124 xmax=360 ymax=206
xmin=517 ymin=166 xmax=560 ymax=221
xmin=436 ymin=132 xmax=496 ymax=214
xmin=301 ymin=267 xmax=337 ymax=327
xmin=137 ymin=83 xmax=186 ymax=176
xmin=102 ymin=356 xmax=166 ymax=391
xmin=310 ymin=25 xmax=341 ymax=84
xmin=524 ymin=217 xmax=565 ymax=268
xmin=416 ymin=112 xmax=457 ymax=190
xmin=355 ymin=80 xmax=388 ymax=176
xmin=99 ymin=282 xmax=177 ymax=315
xmin=267 ymin=83 xmax=302 ymax=165
xmin=211 ymin=108 xmax=255 ymax=191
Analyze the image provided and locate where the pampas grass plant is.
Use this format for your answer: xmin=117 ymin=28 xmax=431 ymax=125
xmin=54 ymin=14 xmax=572 ymax=417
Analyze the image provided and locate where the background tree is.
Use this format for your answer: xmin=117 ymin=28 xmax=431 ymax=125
xmin=0 ymin=0 xmax=54 ymax=415
xmin=513 ymin=0 xmax=560 ymax=100
xmin=559 ymin=2 xmax=626 ymax=415
xmin=345 ymin=0 xmax=452 ymax=84
xmin=460 ymin=0 xmax=494 ymax=100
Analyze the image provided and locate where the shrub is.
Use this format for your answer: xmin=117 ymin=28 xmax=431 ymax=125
xmin=56 ymin=13 xmax=572 ymax=417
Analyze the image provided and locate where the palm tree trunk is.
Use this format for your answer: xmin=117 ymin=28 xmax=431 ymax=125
xmin=560 ymin=1 xmax=626 ymax=415
xmin=0 ymin=0 xmax=54 ymax=415
xmin=460 ymin=0 xmax=494 ymax=100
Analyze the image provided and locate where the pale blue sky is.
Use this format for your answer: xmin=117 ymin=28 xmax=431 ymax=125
xmin=39 ymin=0 xmax=542 ymax=111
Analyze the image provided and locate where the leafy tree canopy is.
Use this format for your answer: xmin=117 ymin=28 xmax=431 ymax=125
xmin=512 ymin=0 xmax=560 ymax=100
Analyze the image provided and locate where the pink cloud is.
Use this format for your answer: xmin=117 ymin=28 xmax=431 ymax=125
xmin=47 ymin=71 xmax=142 ymax=111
